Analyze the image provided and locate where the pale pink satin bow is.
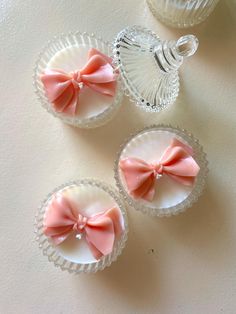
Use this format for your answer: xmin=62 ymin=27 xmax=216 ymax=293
xmin=43 ymin=195 xmax=123 ymax=260
xmin=119 ymin=138 xmax=200 ymax=202
xmin=41 ymin=48 xmax=117 ymax=115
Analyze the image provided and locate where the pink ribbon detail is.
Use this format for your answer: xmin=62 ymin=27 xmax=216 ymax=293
xmin=119 ymin=138 xmax=200 ymax=202
xmin=43 ymin=195 xmax=123 ymax=260
xmin=41 ymin=48 xmax=117 ymax=115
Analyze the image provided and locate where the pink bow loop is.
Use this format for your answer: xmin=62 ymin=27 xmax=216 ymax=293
xmin=41 ymin=48 xmax=117 ymax=115
xmin=119 ymin=138 xmax=200 ymax=202
xmin=43 ymin=195 xmax=123 ymax=260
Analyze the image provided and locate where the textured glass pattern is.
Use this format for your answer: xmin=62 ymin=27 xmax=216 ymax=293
xmin=114 ymin=125 xmax=208 ymax=217
xmin=113 ymin=26 xmax=198 ymax=112
xmin=34 ymin=179 xmax=128 ymax=274
xmin=147 ymin=0 xmax=220 ymax=28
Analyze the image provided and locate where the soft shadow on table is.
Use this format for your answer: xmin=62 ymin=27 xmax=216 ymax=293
xmin=168 ymin=0 xmax=235 ymax=41
xmin=71 ymin=177 xmax=229 ymax=310
xmin=155 ymin=178 xmax=229 ymax=265
xmin=73 ymin=211 xmax=162 ymax=309
xmin=62 ymin=97 xmax=157 ymax=165
xmin=175 ymin=71 xmax=236 ymax=152
xmin=158 ymin=0 xmax=236 ymax=141
xmin=169 ymin=0 xmax=236 ymax=90
xmin=190 ymin=0 xmax=236 ymax=80
xmin=168 ymin=77 xmax=236 ymax=149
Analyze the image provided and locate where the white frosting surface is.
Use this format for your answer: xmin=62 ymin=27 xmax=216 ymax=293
xmin=45 ymin=185 xmax=124 ymax=264
xmin=119 ymin=130 xmax=194 ymax=209
xmin=47 ymin=46 xmax=114 ymax=118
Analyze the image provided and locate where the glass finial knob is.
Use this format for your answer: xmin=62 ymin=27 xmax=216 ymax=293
xmin=175 ymin=35 xmax=199 ymax=58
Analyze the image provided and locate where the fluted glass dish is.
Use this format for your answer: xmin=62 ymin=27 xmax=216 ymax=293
xmin=147 ymin=0 xmax=220 ymax=28
xmin=113 ymin=26 xmax=198 ymax=112
xmin=34 ymin=179 xmax=128 ymax=274
xmin=115 ymin=125 xmax=208 ymax=216
xmin=33 ymin=32 xmax=123 ymax=128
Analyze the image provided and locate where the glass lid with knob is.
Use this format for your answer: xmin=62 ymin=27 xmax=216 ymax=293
xmin=113 ymin=25 xmax=199 ymax=112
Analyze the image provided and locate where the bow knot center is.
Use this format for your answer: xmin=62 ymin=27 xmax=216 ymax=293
xmin=152 ymin=163 xmax=164 ymax=179
xmin=73 ymin=214 xmax=88 ymax=234
xmin=71 ymin=71 xmax=83 ymax=89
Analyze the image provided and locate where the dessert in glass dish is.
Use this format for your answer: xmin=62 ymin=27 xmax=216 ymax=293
xmin=34 ymin=32 xmax=123 ymax=128
xmin=115 ymin=125 xmax=208 ymax=216
xmin=35 ymin=179 xmax=128 ymax=273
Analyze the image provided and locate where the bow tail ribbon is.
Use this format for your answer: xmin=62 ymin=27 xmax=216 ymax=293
xmin=119 ymin=158 xmax=156 ymax=201
xmin=80 ymin=48 xmax=117 ymax=96
xmin=159 ymin=138 xmax=199 ymax=185
xmin=85 ymin=215 xmax=115 ymax=260
xmin=41 ymin=70 xmax=80 ymax=114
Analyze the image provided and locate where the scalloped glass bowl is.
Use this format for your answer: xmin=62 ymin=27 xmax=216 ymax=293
xmin=34 ymin=179 xmax=128 ymax=274
xmin=33 ymin=32 xmax=123 ymax=128
xmin=147 ymin=0 xmax=220 ymax=28
xmin=115 ymin=125 xmax=208 ymax=217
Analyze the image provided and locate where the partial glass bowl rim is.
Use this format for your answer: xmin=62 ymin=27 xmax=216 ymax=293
xmin=146 ymin=0 xmax=220 ymax=29
xmin=114 ymin=124 xmax=208 ymax=217
xmin=34 ymin=179 xmax=128 ymax=274
xmin=33 ymin=31 xmax=123 ymax=128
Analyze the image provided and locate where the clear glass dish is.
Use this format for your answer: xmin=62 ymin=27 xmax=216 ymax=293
xmin=33 ymin=32 xmax=123 ymax=128
xmin=147 ymin=0 xmax=220 ymax=28
xmin=34 ymin=179 xmax=128 ymax=274
xmin=113 ymin=26 xmax=198 ymax=112
xmin=114 ymin=125 xmax=208 ymax=217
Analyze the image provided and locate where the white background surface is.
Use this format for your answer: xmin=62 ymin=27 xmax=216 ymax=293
xmin=1 ymin=1 xmax=236 ymax=313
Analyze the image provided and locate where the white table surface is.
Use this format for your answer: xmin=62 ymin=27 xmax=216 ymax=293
xmin=1 ymin=1 xmax=236 ymax=313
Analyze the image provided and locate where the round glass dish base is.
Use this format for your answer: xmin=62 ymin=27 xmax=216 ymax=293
xmin=34 ymin=32 xmax=123 ymax=128
xmin=113 ymin=26 xmax=179 ymax=112
xmin=146 ymin=0 xmax=220 ymax=29
xmin=115 ymin=125 xmax=208 ymax=217
xmin=34 ymin=179 xmax=128 ymax=274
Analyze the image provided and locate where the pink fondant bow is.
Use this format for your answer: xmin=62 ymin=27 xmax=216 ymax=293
xmin=43 ymin=195 xmax=123 ymax=260
xmin=119 ymin=138 xmax=200 ymax=202
xmin=41 ymin=48 xmax=117 ymax=115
